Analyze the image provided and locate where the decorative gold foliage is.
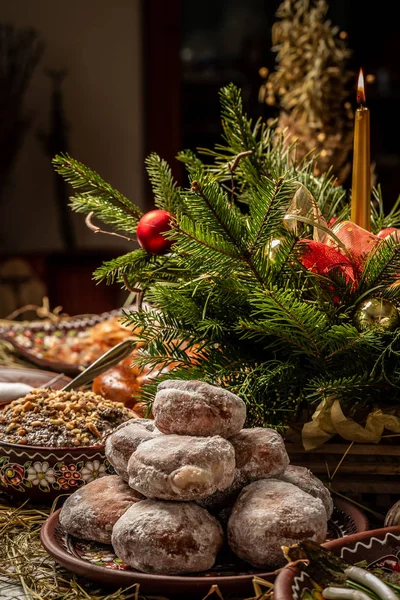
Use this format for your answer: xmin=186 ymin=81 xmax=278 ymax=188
xmin=259 ymin=0 xmax=354 ymax=183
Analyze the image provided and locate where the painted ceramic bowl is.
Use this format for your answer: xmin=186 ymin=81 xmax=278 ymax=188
xmin=273 ymin=526 xmax=400 ymax=600
xmin=0 ymin=366 xmax=115 ymax=503
xmin=0 ymin=439 xmax=115 ymax=503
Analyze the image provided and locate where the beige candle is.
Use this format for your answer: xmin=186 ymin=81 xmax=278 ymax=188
xmin=350 ymin=68 xmax=371 ymax=231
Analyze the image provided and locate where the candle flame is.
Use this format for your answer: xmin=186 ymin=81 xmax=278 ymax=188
xmin=357 ymin=68 xmax=366 ymax=104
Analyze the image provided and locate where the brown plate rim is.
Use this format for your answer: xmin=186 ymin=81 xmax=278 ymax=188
xmin=0 ymin=439 xmax=105 ymax=452
xmin=40 ymin=509 xmax=275 ymax=589
xmin=40 ymin=498 xmax=370 ymax=593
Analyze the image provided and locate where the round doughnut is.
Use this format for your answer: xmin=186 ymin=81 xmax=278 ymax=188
xmin=278 ymin=464 xmax=334 ymax=519
xmin=227 ymin=479 xmax=328 ymax=568
xmin=127 ymin=434 xmax=235 ymax=500
xmin=112 ymin=499 xmax=224 ymax=574
xmin=105 ymin=418 xmax=160 ymax=480
xmin=196 ymin=476 xmax=243 ymax=515
xmin=229 ymin=427 xmax=289 ymax=484
xmin=59 ymin=475 xmax=144 ymax=544
xmin=196 ymin=476 xmax=244 ymax=530
xmin=153 ymin=380 xmax=246 ymax=438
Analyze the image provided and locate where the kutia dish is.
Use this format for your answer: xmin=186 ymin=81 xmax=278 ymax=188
xmin=0 ymin=388 xmax=136 ymax=447
xmin=40 ymin=498 xmax=368 ymax=600
xmin=0 ymin=384 xmax=138 ymax=501
xmin=273 ymin=526 xmax=400 ymax=600
xmin=0 ymin=305 xmax=141 ymax=376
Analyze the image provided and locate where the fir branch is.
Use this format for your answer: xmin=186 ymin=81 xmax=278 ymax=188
xmin=170 ymin=217 xmax=248 ymax=280
xmin=145 ymin=153 xmax=184 ymax=213
xmin=357 ymin=236 xmax=400 ymax=295
xmin=247 ymin=176 xmax=294 ymax=254
xmin=123 ymin=306 xmax=199 ymax=347
xmin=219 ymin=83 xmax=258 ymax=156
xmin=53 ymin=153 xmax=142 ymax=233
xmin=322 ymin=324 xmax=383 ymax=361
xmin=304 ymin=373 xmax=381 ymax=406
xmin=229 ymin=150 xmax=253 ymax=205
xmin=189 ymin=177 xmax=247 ymax=247
xmin=93 ymin=249 xmax=175 ymax=287
xmin=240 ymin=288 xmax=328 ymax=358
xmin=217 ymin=83 xmax=261 ymax=183
xmin=269 ymin=232 xmax=299 ymax=281
xmin=371 ymin=185 xmax=400 ymax=231
xmin=176 ymin=149 xmax=204 ymax=178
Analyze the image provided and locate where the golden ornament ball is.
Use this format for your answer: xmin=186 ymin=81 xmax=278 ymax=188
xmin=354 ymin=298 xmax=400 ymax=332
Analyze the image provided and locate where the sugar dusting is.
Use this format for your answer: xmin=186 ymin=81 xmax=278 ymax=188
xmin=153 ymin=380 xmax=246 ymax=438
xmin=227 ymin=479 xmax=328 ymax=568
xmin=230 ymin=427 xmax=290 ymax=484
xmin=112 ymin=499 xmax=223 ymax=574
xmin=127 ymin=434 xmax=235 ymax=500
xmin=105 ymin=418 xmax=160 ymax=480
xmin=278 ymin=464 xmax=334 ymax=518
xmin=59 ymin=475 xmax=144 ymax=544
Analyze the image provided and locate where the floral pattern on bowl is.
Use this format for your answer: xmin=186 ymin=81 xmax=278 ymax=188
xmin=0 ymin=443 xmax=116 ymax=502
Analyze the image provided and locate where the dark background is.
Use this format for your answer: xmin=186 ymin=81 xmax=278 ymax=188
xmin=1 ymin=0 xmax=400 ymax=317
xmin=171 ymin=0 xmax=400 ymax=209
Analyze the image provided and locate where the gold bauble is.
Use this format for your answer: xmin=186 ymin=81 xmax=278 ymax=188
xmin=266 ymin=238 xmax=282 ymax=262
xmin=354 ymin=298 xmax=400 ymax=332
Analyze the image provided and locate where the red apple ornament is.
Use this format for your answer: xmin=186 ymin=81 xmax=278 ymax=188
xmin=136 ymin=209 xmax=173 ymax=255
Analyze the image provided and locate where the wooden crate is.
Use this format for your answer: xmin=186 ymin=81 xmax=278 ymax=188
xmin=285 ymin=441 xmax=400 ymax=495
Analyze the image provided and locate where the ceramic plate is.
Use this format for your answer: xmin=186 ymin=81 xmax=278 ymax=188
xmin=273 ymin=526 xmax=400 ymax=600
xmin=0 ymin=366 xmax=71 ymax=390
xmin=40 ymin=498 xmax=369 ymax=600
xmin=0 ymin=305 xmax=139 ymax=376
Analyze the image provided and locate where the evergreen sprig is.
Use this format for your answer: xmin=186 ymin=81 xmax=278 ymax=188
xmin=52 ymin=153 xmax=143 ymax=234
xmin=55 ymin=83 xmax=400 ymax=429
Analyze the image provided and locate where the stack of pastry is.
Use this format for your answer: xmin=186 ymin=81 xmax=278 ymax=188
xmin=59 ymin=380 xmax=333 ymax=575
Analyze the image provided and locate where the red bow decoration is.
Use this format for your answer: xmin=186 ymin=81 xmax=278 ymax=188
xmin=298 ymin=221 xmax=399 ymax=286
xmin=283 ymin=183 xmax=399 ymax=289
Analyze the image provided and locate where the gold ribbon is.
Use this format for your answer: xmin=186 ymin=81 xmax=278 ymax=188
xmin=284 ymin=183 xmax=329 ymax=243
xmin=302 ymin=397 xmax=400 ymax=450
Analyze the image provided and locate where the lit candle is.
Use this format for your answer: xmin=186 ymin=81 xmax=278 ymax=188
xmin=350 ymin=68 xmax=371 ymax=231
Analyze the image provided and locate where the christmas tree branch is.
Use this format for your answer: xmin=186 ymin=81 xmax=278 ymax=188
xmin=247 ymin=176 xmax=286 ymax=254
xmin=229 ymin=150 xmax=253 ymax=205
xmin=358 ymin=236 xmax=400 ymax=294
xmin=145 ymin=153 xmax=184 ymax=213
xmin=241 ymin=288 xmax=327 ymax=358
xmin=190 ymin=180 xmax=242 ymax=247
xmin=53 ymin=153 xmax=143 ymax=233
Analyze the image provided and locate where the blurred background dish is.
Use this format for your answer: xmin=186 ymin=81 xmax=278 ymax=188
xmin=0 ymin=305 xmax=141 ymax=376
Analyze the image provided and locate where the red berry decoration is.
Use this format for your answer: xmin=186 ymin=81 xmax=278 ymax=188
xmin=136 ymin=209 xmax=173 ymax=255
